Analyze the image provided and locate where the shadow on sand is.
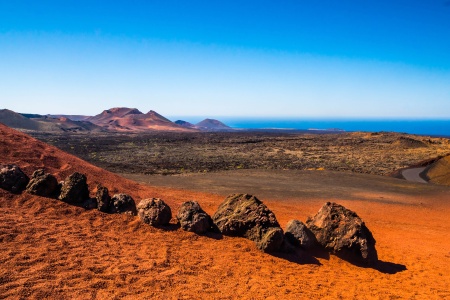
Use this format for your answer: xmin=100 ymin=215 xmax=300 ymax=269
xmin=374 ymin=260 xmax=407 ymax=274
xmin=334 ymin=252 xmax=407 ymax=274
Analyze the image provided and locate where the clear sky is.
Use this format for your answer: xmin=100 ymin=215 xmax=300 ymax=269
xmin=1 ymin=1 xmax=449 ymax=118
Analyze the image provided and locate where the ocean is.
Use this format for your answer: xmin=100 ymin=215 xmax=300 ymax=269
xmin=171 ymin=117 xmax=450 ymax=137
xmin=221 ymin=118 xmax=450 ymax=137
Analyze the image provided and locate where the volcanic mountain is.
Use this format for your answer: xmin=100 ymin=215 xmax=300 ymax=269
xmin=0 ymin=109 xmax=102 ymax=132
xmin=175 ymin=118 xmax=233 ymax=131
xmin=196 ymin=118 xmax=232 ymax=131
xmin=87 ymin=107 xmax=195 ymax=132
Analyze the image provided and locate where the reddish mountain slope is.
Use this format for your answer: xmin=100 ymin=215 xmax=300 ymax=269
xmin=87 ymin=107 xmax=195 ymax=132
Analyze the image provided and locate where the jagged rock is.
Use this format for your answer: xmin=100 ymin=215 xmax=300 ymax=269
xmin=25 ymin=169 xmax=58 ymax=197
xmin=212 ymin=193 xmax=284 ymax=253
xmin=285 ymin=220 xmax=316 ymax=249
xmin=137 ymin=198 xmax=172 ymax=226
xmin=111 ymin=193 xmax=137 ymax=215
xmin=58 ymin=172 xmax=90 ymax=204
xmin=0 ymin=164 xmax=29 ymax=193
xmin=306 ymin=202 xmax=378 ymax=265
xmin=96 ymin=184 xmax=111 ymax=212
xmin=177 ymin=200 xmax=212 ymax=234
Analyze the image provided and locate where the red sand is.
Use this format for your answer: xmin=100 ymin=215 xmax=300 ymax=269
xmin=1 ymin=123 xmax=450 ymax=299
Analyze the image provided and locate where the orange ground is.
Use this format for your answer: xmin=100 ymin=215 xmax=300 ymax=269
xmin=1 ymin=123 xmax=449 ymax=299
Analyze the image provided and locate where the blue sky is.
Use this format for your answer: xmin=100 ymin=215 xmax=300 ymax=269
xmin=0 ymin=1 xmax=449 ymax=118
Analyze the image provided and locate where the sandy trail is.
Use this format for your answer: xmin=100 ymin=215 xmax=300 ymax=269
xmin=401 ymin=167 xmax=427 ymax=183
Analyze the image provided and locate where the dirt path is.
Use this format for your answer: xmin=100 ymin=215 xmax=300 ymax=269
xmin=401 ymin=167 xmax=427 ymax=183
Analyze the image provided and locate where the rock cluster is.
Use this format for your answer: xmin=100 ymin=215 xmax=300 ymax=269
xmin=2 ymin=164 xmax=379 ymax=264
xmin=306 ymin=202 xmax=378 ymax=265
xmin=177 ymin=200 xmax=212 ymax=234
xmin=0 ymin=164 xmax=29 ymax=193
xmin=212 ymin=193 xmax=284 ymax=253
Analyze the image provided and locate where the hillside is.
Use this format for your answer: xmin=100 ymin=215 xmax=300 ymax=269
xmin=426 ymin=155 xmax=450 ymax=185
xmin=175 ymin=118 xmax=233 ymax=131
xmin=0 ymin=109 xmax=102 ymax=132
xmin=196 ymin=118 xmax=233 ymax=131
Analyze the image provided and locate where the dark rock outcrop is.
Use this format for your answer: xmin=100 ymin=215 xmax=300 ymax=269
xmin=96 ymin=184 xmax=111 ymax=212
xmin=111 ymin=193 xmax=137 ymax=215
xmin=306 ymin=202 xmax=378 ymax=265
xmin=25 ymin=169 xmax=58 ymax=197
xmin=137 ymin=198 xmax=172 ymax=226
xmin=0 ymin=164 xmax=29 ymax=193
xmin=177 ymin=200 xmax=212 ymax=234
xmin=212 ymin=193 xmax=284 ymax=252
xmin=285 ymin=220 xmax=316 ymax=249
xmin=58 ymin=172 xmax=90 ymax=204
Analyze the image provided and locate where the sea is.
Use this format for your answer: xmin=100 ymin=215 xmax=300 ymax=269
xmin=171 ymin=117 xmax=450 ymax=137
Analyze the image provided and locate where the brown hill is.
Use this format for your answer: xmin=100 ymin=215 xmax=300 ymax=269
xmin=195 ymin=118 xmax=233 ymax=131
xmin=392 ymin=136 xmax=428 ymax=148
xmin=88 ymin=107 xmax=195 ymax=132
xmin=0 ymin=109 xmax=102 ymax=132
xmin=426 ymin=155 xmax=450 ymax=185
xmin=1 ymin=123 xmax=450 ymax=298
xmin=47 ymin=114 xmax=91 ymax=121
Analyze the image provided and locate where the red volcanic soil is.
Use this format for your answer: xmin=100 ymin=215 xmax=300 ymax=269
xmin=1 ymin=123 xmax=450 ymax=299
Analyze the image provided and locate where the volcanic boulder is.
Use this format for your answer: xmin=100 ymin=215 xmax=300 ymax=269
xmin=111 ymin=193 xmax=137 ymax=215
xmin=26 ymin=169 xmax=58 ymax=197
xmin=306 ymin=202 xmax=378 ymax=266
xmin=0 ymin=164 xmax=29 ymax=193
xmin=177 ymin=201 xmax=212 ymax=234
xmin=58 ymin=172 xmax=90 ymax=204
xmin=96 ymin=184 xmax=111 ymax=212
xmin=212 ymin=193 xmax=284 ymax=253
xmin=285 ymin=220 xmax=316 ymax=249
xmin=137 ymin=198 xmax=172 ymax=226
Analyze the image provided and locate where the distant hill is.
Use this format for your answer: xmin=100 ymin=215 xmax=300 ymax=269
xmin=175 ymin=120 xmax=196 ymax=129
xmin=195 ymin=118 xmax=233 ymax=131
xmin=0 ymin=109 xmax=103 ymax=132
xmin=47 ymin=114 xmax=91 ymax=121
xmin=87 ymin=107 xmax=195 ymax=132
xmin=175 ymin=118 xmax=233 ymax=131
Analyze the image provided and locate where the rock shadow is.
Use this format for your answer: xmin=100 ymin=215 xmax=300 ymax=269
xmin=155 ymin=223 xmax=181 ymax=232
xmin=203 ymin=231 xmax=223 ymax=240
xmin=271 ymin=247 xmax=322 ymax=266
xmin=334 ymin=252 xmax=407 ymax=274
xmin=374 ymin=260 xmax=407 ymax=274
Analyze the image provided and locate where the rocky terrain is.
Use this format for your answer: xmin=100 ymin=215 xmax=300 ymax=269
xmin=1 ymin=123 xmax=450 ymax=299
xmin=28 ymin=130 xmax=450 ymax=177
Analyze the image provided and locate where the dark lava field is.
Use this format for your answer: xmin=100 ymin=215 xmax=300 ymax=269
xmin=28 ymin=131 xmax=450 ymax=176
